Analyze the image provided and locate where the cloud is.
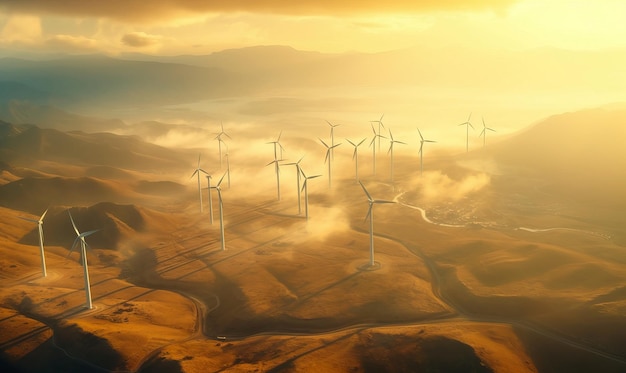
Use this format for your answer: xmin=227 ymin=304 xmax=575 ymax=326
xmin=0 ymin=14 xmax=41 ymax=43
xmin=46 ymin=34 xmax=98 ymax=51
xmin=2 ymin=1 xmax=518 ymax=22
xmin=417 ymin=171 xmax=490 ymax=202
xmin=121 ymin=32 xmax=161 ymax=48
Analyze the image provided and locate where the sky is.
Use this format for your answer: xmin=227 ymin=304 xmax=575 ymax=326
xmin=1 ymin=0 xmax=626 ymax=56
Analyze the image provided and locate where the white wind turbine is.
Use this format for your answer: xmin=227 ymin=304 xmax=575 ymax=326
xmin=68 ymin=210 xmax=100 ymax=310
xmin=326 ymin=120 xmax=341 ymax=160
xmin=368 ymin=123 xmax=386 ymax=176
xmin=417 ymin=128 xmax=436 ymax=176
xmin=387 ymin=128 xmax=406 ymax=183
xmin=211 ymin=173 xmax=227 ymax=251
xmin=370 ymin=114 xmax=385 ymax=154
xmin=479 ymin=117 xmax=496 ymax=147
xmin=320 ymin=138 xmax=341 ymax=189
xmin=19 ymin=209 xmax=48 ymax=277
xmin=346 ymin=138 xmax=367 ymax=182
xmin=300 ymin=168 xmax=321 ymax=220
xmin=359 ymin=181 xmax=395 ymax=268
xmin=285 ymin=156 xmax=305 ymax=215
xmin=215 ymin=122 xmax=231 ymax=169
xmin=458 ymin=113 xmax=474 ymax=153
xmin=191 ymin=154 xmax=209 ymax=213
xmin=267 ymin=131 xmax=285 ymax=160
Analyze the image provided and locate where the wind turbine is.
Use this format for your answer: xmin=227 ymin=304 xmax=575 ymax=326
xmin=300 ymin=168 xmax=321 ymax=220
xmin=211 ymin=173 xmax=227 ymax=251
xmin=191 ymin=154 xmax=209 ymax=213
xmin=19 ymin=209 xmax=48 ymax=277
xmin=417 ymin=128 xmax=436 ymax=176
xmin=458 ymin=113 xmax=474 ymax=153
xmin=285 ymin=156 xmax=305 ymax=215
xmin=215 ymin=122 xmax=231 ymax=169
xmin=68 ymin=210 xmax=100 ymax=310
xmin=359 ymin=181 xmax=395 ymax=267
xmin=370 ymin=114 xmax=385 ymax=154
xmin=326 ymin=120 xmax=341 ymax=160
xmin=267 ymin=158 xmax=284 ymax=201
xmin=205 ymin=175 xmax=214 ymax=224
xmin=319 ymin=138 xmax=341 ymax=189
xmin=346 ymin=138 xmax=367 ymax=182
xmin=267 ymin=131 xmax=285 ymax=160
xmin=387 ymin=129 xmax=406 ymax=183
xmin=479 ymin=117 xmax=496 ymax=147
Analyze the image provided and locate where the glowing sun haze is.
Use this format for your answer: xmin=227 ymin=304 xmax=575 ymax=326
xmin=1 ymin=0 xmax=625 ymax=55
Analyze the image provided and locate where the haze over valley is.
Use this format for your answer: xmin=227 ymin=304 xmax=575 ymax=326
xmin=1 ymin=1 xmax=626 ymax=372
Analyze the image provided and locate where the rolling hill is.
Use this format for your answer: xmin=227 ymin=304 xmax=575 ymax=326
xmin=0 ymin=121 xmax=189 ymax=172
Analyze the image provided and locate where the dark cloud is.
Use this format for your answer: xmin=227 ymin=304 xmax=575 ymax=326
xmin=121 ymin=32 xmax=160 ymax=47
xmin=1 ymin=1 xmax=518 ymax=22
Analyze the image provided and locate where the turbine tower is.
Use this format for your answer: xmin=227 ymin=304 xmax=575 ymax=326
xmin=215 ymin=122 xmax=231 ymax=169
xmin=346 ymin=138 xmax=367 ymax=182
xmin=417 ymin=128 xmax=436 ymax=176
xmin=211 ymin=173 xmax=227 ymax=251
xmin=387 ymin=128 xmax=406 ymax=183
xmin=225 ymin=149 xmax=231 ymax=189
xmin=205 ymin=175 xmax=214 ymax=224
xmin=479 ymin=117 xmax=496 ymax=147
xmin=368 ymin=123 xmax=386 ymax=176
xmin=68 ymin=210 xmax=99 ymax=310
xmin=19 ymin=209 xmax=48 ymax=277
xmin=370 ymin=114 xmax=385 ymax=154
xmin=267 ymin=158 xmax=284 ymax=201
xmin=300 ymin=168 xmax=321 ymax=220
xmin=326 ymin=120 xmax=341 ymax=160
xmin=458 ymin=113 xmax=474 ymax=152
xmin=285 ymin=156 xmax=305 ymax=215
xmin=320 ymin=138 xmax=341 ymax=189
xmin=191 ymin=154 xmax=209 ymax=213
xmin=359 ymin=181 xmax=395 ymax=267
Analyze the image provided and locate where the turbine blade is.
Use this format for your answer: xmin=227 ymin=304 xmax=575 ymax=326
xmin=67 ymin=237 xmax=81 ymax=258
xmin=373 ymin=199 xmax=396 ymax=204
xmin=417 ymin=128 xmax=424 ymax=141
xmin=357 ymin=138 xmax=367 ymax=146
xmin=364 ymin=204 xmax=373 ymax=223
xmin=359 ymin=180 xmax=373 ymax=201
xmin=68 ymin=210 xmax=80 ymax=236
xmin=80 ymin=229 xmax=100 ymax=239
xmin=346 ymin=138 xmax=356 ymax=147
xmin=319 ymin=138 xmax=329 ymax=148
xmin=40 ymin=209 xmax=48 ymax=222
xmin=217 ymin=172 xmax=227 ymax=187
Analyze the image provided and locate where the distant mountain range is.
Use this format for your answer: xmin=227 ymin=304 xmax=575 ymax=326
xmin=1 ymin=44 xmax=625 ymax=115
